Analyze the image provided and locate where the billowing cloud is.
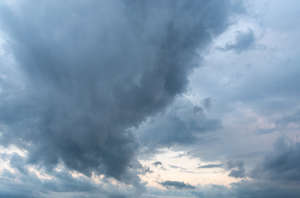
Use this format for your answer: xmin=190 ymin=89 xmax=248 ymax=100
xmin=3 ymin=1 xmax=300 ymax=198
xmin=0 ymin=0 xmax=238 ymax=183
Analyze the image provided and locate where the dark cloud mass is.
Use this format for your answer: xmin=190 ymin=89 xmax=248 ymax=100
xmin=0 ymin=0 xmax=236 ymax=181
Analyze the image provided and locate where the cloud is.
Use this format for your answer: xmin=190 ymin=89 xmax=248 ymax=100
xmin=0 ymin=151 xmax=139 ymax=198
xmin=152 ymin=161 xmax=162 ymax=167
xmin=198 ymin=163 xmax=224 ymax=169
xmin=0 ymin=194 xmax=35 ymax=198
xmin=137 ymin=99 xmax=222 ymax=150
xmin=1 ymin=1 xmax=300 ymax=198
xmin=193 ymin=137 xmax=300 ymax=198
xmin=277 ymin=109 xmax=300 ymax=126
xmin=191 ymin=180 xmax=300 ymax=198
xmin=185 ymin=1 xmax=300 ymax=162
xmin=0 ymin=156 xmax=99 ymax=197
xmin=160 ymin=180 xmax=195 ymax=190
xmin=252 ymin=137 xmax=300 ymax=182
xmin=230 ymin=180 xmax=300 ymax=198
xmin=226 ymin=161 xmax=246 ymax=178
xmin=0 ymin=0 xmax=237 ymax=183
xmin=108 ymin=194 xmax=128 ymax=198
xmin=197 ymin=161 xmax=246 ymax=178
xmin=219 ymin=29 xmax=255 ymax=53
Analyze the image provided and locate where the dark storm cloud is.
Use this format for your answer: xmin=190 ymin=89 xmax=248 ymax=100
xmin=0 ymin=0 xmax=237 ymax=182
xmin=160 ymin=180 xmax=195 ymax=190
xmin=220 ymin=29 xmax=255 ymax=53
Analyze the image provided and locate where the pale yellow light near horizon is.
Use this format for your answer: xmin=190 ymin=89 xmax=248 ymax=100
xmin=0 ymin=145 xmax=242 ymax=191
xmin=139 ymin=148 xmax=241 ymax=189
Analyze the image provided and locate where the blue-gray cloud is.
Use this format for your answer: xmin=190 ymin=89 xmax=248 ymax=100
xmin=160 ymin=180 xmax=195 ymax=190
xmin=0 ymin=152 xmax=137 ymax=198
xmin=198 ymin=163 xmax=224 ymax=169
xmin=252 ymin=137 xmax=300 ymax=182
xmin=0 ymin=0 xmax=238 ymax=183
xmin=152 ymin=161 xmax=162 ymax=167
xmin=227 ymin=161 xmax=246 ymax=178
xmin=138 ymin=99 xmax=222 ymax=150
xmin=220 ymin=29 xmax=255 ymax=53
xmin=191 ymin=180 xmax=300 ymax=198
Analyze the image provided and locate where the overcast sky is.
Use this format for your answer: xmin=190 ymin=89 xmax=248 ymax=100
xmin=0 ymin=0 xmax=300 ymax=198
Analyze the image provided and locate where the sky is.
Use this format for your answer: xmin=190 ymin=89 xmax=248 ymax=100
xmin=0 ymin=0 xmax=300 ymax=197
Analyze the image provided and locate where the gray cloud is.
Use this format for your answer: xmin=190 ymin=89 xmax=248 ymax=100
xmin=191 ymin=180 xmax=300 ymax=198
xmin=0 ymin=0 xmax=237 ymax=183
xmin=2 ymin=1 xmax=300 ymax=198
xmin=0 ymin=156 xmax=98 ymax=197
xmin=277 ymin=109 xmax=300 ymax=126
xmin=0 ymin=152 xmax=137 ymax=198
xmin=220 ymin=29 xmax=255 ymax=53
xmin=152 ymin=161 xmax=162 ymax=167
xmin=193 ymin=137 xmax=300 ymax=198
xmin=0 ymin=194 xmax=35 ymax=198
xmin=138 ymin=99 xmax=222 ymax=150
xmin=230 ymin=180 xmax=300 ymax=198
xmin=160 ymin=180 xmax=195 ymax=190
xmin=108 ymin=194 xmax=128 ymax=198
xmin=226 ymin=161 xmax=246 ymax=178
xmin=198 ymin=163 xmax=224 ymax=169
xmin=252 ymin=137 xmax=300 ymax=183
xmin=185 ymin=0 xmax=300 ymax=164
